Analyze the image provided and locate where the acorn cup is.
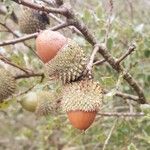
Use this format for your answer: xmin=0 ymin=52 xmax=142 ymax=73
xmin=18 ymin=7 xmax=49 ymax=34
xmin=61 ymin=80 xmax=103 ymax=130
xmin=35 ymin=91 xmax=61 ymax=117
xmin=45 ymin=39 xmax=88 ymax=84
xmin=0 ymin=68 xmax=16 ymax=103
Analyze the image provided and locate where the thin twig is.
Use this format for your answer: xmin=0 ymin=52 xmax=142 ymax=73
xmin=0 ymin=22 xmax=71 ymax=46
xmin=0 ymin=53 xmax=45 ymax=80
xmin=0 ymin=22 xmax=41 ymax=60
xmin=102 ymin=119 xmax=117 ymax=150
xmin=12 ymin=0 xmax=67 ymax=15
xmin=0 ymin=33 xmax=37 ymax=46
xmin=114 ymin=91 xmax=139 ymax=101
xmin=86 ymin=44 xmax=100 ymax=73
xmin=51 ymin=21 xmax=72 ymax=31
xmin=41 ymin=0 xmax=55 ymax=6
xmin=93 ymin=59 xmax=106 ymax=66
xmin=0 ymin=22 xmax=18 ymax=37
xmin=103 ymin=89 xmax=139 ymax=101
xmin=49 ymin=13 xmax=82 ymax=36
xmin=14 ymin=72 xmax=44 ymax=80
xmin=98 ymin=112 xmax=144 ymax=117
xmin=104 ymin=0 xmax=113 ymax=46
xmin=0 ymin=53 xmax=30 ymax=74
xmin=116 ymin=43 xmax=136 ymax=64
xmin=15 ymin=84 xmax=36 ymax=97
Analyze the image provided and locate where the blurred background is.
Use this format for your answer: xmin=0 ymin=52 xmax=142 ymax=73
xmin=0 ymin=0 xmax=150 ymax=150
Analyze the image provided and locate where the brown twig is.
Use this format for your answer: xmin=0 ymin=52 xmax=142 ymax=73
xmin=0 ymin=53 xmax=44 ymax=80
xmin=0 ymin=33 xmax=37 ymax=46
xmin=51 ymin=21 xmax=72 ymax=31
xmin=12 ymin=0 xmax=67 ymax=15
xmin=15 ymin=73 xmax=44 ymax=97
xmin=0 ymin=53 xmax=44 ymax=81
xmin=93 ymin=59 xmax=106 ymax=66
xmin=0 ymin=30 xmax=9 ymax=32
xmin=104 ymin=0 xmax=113 ymax=46
xmin=114 ymin=91 xmax=139 ymax=101
xmin=49 ymin=13 xmax=82 ymax=36
xmin=86 ymin=44 xmax=100 ymax=73
xmin=15 ymin=84 xmax=36 ymax=97
xmin=0 ymin=22 xmax=42 ymax=60
xmin=116 ymin=43 xmax=136 ymax=64
xmin=41 ymin=0 xmax=55 ymax=6
xmin=0 ymin=22 xmax=18 ymax=37
xmin=102 ymin=118 xmax=117 ymax=150
xmin=14 ymin=72 xmax=44 ymax=80
xmin=0 ymin=22 xmax=71 ymax=46
xmin=98 ymin=112 xmax=144 ymax=117
xmin=103 ymin=89 xmax=139 ymax=101
xmin=0 ymin=53 xmax=30 ymax=74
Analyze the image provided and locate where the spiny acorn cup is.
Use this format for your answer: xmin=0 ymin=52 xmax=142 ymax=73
xmin=0 ymin=68 xmax=16 ymax=103
xmin=19 ymin=7 xmax=49 ymax=34
xmin=45 ymin=39 xmax=88 ymax=84
xmin=35 ymin=91 xmax=61 ymax=117
xmin=61 ymin=80 xmax=103 ymax=130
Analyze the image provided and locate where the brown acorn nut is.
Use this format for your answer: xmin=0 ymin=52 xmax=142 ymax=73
xmin=67 ymin=111 xmax=97 ymax=131
xmin=20 ymin=92 xmax=38 ymax=112
xmin=19 ymin=7 xmax=49 ymax=34
xmin=0 ymin=68 xmax=16 ymax=103
xmin=45 ymin=39 xmax=88 ymax=84
xmin=36 ymin=30 xmax=67 ymax=63
xmin=62 ymin=80 xmax=103 ymax=130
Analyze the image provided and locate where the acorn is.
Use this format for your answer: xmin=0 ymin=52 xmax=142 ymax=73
xmin=18 ymin=7 xmax=49 ymax=34
xmin=35 ymin=91 xmax=61 ymax=117
xmin=0 ymin=68 xmax=16 ymax=103
xmin=61 ymin=80 xmax=103 ymax=130
xmin=20 ymin=92 xmax=38 ymax=112
xmin=36 ymin=30 xmax=67 ymax=63
xmin=20 ymin=91 xmax=60 ymax=115
xmin=45 ymin=39 xmax=88 ymax=84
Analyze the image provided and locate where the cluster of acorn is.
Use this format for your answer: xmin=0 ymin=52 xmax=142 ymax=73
xmin=0 ymin=7 xmax=104 ymax=131
xmin=34 ymin=30 xmax=103 ymax=130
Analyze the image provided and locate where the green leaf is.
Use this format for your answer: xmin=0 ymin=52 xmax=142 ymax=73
xmin=107 ymin=38 xmax=113 ymax=50
xmin=101 ymin=76 xmax=116 ymax=87
xmin=0 ymin=99 xmax=14 ymax=110
xmin=144 ymin=50 xmax=150 ymax=58
xmin=83 ymin=9 xmax=91 ymax=23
